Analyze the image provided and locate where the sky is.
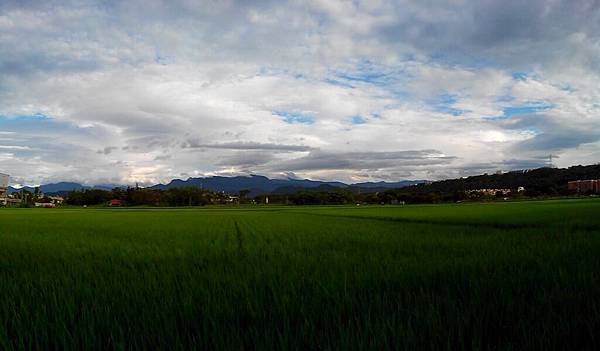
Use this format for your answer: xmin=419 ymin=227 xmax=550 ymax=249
xmin=1 ymin=0 xmax=600 ymax=186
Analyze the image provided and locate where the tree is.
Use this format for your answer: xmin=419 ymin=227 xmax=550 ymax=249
xmin=239 ymin=189 xmax=251 ymax=203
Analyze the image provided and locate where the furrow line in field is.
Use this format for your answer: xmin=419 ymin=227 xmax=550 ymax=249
xmin=233 ymin=220 xmax=245 ymax=257
xmin=288 ymin=211 xmax=596 ymax=231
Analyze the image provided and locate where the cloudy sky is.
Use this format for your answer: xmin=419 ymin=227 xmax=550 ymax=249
xmin=1 ymin=0 xmax=599 ymax=186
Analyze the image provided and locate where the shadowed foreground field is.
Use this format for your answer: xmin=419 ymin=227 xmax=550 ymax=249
xmin=1 ymin=199 xmax=599 ymax=350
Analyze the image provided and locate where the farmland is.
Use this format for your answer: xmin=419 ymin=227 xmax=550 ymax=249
xmin=1 ymin=199 xmax=599 ymax=350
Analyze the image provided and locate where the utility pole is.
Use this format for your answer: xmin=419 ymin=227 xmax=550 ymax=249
xmin=548 ymin=154 xmax=559 ymax=168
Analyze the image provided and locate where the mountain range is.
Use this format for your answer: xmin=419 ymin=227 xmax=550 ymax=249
xmin=7 ymin=175 xmax=423 ymax=196
xmin=7 ymin=164 xmax=600 ymax=198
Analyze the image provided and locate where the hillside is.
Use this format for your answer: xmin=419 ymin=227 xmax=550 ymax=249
xmin=402 ymin=164 xmax=600 ymax=196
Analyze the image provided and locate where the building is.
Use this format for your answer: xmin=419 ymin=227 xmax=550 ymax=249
xmin=226 ymin=195 xmax=239 ymax=203
xmin=48 ymin=196 xmax=64 ymax=205
xmin=0 ymin=172 xmax=9 ymax=206
xmin=466 ymin=188 xmax=511 ymax=196
xmin=108 ymin=199 xmax=123 ymax=206
xmin=35 ymin=202 xmax=56 ymax=208
xmin=34 ymin=196 xmax=64 ymax=208
xmin=568 ymin=180 xmax=600 ymax=193
xmin=5 ymin=197 xmax=22 ymax=206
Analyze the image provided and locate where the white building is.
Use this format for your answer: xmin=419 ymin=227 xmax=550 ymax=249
xmin=0 ymin=173 xmax=9 ymax=206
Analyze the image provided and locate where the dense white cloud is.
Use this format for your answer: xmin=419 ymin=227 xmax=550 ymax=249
xmin=0 ymin=0 xmax=599 ymax=185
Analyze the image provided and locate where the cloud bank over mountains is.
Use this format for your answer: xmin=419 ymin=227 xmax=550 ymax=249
xmin=1 ymin=0 xmax=599 ymax=185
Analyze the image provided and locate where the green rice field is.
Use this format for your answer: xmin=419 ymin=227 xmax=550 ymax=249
xmin=1 ymin=199 xmax=600 ymax=350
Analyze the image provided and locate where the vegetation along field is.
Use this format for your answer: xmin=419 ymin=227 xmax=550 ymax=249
xmin=1 ymin=199 xmax=600 ymax=350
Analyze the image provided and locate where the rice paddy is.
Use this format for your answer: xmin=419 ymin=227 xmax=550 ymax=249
xmin=1 ymin=199 xmax=599 ymax=350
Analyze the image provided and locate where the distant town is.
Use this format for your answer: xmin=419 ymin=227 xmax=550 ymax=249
xmin=1 ymin=164 xmax=600 ymax=208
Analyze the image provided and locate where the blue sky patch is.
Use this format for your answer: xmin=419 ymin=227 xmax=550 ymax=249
xmin=503 ymin=101 xmax=554 ymax=117
xmin=1 ymin=113 xmax=52 ymax=121
xmin=274 ymin=111 xmax=315 ymax=124
xmin=325 ymin=78 xmax=356 ymax=89
xmin=327 ymin=60 xmax=414 ymax=102
xmin=430 ymin=93 xmax=467 ymax=116
xmin=337 ymin=71 xmax=388 ymax=84
xmin=332 ymin=59 xmax=412 ymax=87
xmin=512 ymin=72 xmax=528 ymax=81
xmin=351 ymin=116 xmax=367 ymax=124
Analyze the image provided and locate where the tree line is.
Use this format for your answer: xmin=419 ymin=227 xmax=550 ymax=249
xmin=66 ymin=187 xmax=231 ymax=206
xmin=64 ymin=186 xmax=449 ymax=207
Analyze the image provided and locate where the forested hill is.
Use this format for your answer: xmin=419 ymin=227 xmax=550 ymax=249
xmin=404 ymin=164 xmax=600 ymax=196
